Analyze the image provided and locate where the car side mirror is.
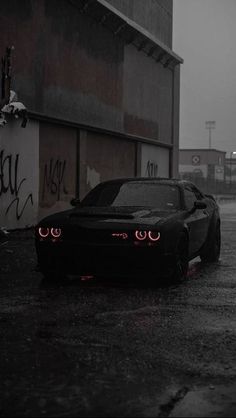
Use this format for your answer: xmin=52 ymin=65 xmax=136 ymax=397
xmin=194 ymin=200 xmax=207 ymax=210
xmin=188 ymin=200 xmax=206 ymax=214
xmin=70 ymin=197 xmax=80 ymax=206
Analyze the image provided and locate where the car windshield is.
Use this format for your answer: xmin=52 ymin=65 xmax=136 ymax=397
xmin=81 ymin=182 xmax=180 ymax=210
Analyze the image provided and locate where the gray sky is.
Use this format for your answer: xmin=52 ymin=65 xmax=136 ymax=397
xmin=173 ymin=0 xmax=236 ymax=156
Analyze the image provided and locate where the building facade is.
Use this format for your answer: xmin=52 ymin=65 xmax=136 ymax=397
xmin=0 ymin=0 xmax=182 ymax=229
xmin=179 ymin=148 xmax=226 ymax=194
xmin=225 ymin=157 xmax=236 ymax=186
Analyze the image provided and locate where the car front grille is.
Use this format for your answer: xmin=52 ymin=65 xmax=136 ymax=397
xmin=65 ymin=226 xmax=133 ymax=245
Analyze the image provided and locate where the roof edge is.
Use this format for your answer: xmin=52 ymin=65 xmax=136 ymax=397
xmin=97 ymin=0 xmax=183 ymax=65
xmin=180 ymin=148 xmax=226 ymax=154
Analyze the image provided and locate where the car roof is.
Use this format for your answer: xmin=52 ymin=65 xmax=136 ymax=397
xmin=97 ymin=177 xmax=194 ymax=188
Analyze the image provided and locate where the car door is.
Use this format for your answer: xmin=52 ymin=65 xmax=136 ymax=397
xmin=183 ymin=185 xmax=209 ymax=256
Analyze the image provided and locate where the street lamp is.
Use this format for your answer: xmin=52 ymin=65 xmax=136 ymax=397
xmin=230 ymin=151 xmax=236 ymax=187
xmin=205 ymin=121 xmax=216 ymax=148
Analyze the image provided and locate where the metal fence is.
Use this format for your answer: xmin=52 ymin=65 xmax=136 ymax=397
xmin=179 ymin=173 xmax=236 ymax=197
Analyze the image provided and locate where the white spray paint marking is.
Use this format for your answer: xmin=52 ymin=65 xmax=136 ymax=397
xmin=87 ymin=166 xmax=100 ymax=189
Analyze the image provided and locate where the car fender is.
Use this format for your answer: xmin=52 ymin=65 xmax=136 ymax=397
xmin=161 ymin=219 xmax=189 ymax=254
xmin=204 ymin=212 xmax=221 ymax=245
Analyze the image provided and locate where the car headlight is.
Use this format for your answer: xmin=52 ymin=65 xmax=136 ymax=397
xmin=37 ymin=227 xmax=62 ymax=240
xmin=148 ymin=231 xmax=161 ymax=242
xmin=135 ymin=230 xmax=147 ymax=241
xmin=134 ymin=230 xmax=160 ymax=243
xmin=51 ymin=228 xmax=62 ymax=238
xmin=38 ymin=227 xmax=50 ymax=238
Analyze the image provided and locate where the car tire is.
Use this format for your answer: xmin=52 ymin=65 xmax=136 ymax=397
xmin=200 ymin=221 xmax=221 ymax=262
xmin=171 ymin=233 xmax=189 ymax=282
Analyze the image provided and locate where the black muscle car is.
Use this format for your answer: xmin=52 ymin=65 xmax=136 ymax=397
xmin=35 ymin=178 xmax=221 ymax=282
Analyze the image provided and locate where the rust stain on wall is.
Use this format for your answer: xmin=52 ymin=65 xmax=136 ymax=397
xmin=83 ymin=132 xmax=136 ymax=196
xmin=124 ymin=114 xmax=159 ymax=140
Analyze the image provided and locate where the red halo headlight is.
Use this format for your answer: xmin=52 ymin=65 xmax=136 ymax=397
xmin=148 ymin=231 xmax=161 ymax=242
xmin=135 ymin=230 xmax=147 ymax=241
xmin=38 ymin=227 xmax=50 ymax=238
xmin=51 ymin=228 xmax=62 ymax=238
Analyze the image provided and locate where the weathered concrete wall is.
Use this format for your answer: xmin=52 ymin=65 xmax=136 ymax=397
xmin=0 ymin=0 xmax=175 ymax=142
xmin=0 ymin=0 xmax=180 ymax=227
xmin=79 ymin=131 xmax=136 ymax=198
xmin=172 ymin=65 xmax=180 ymax=177
xmin=123 ymin=45 xmax=173 ymax=143
xmin=106 ymin=0 xmax=173 ymax=47
xmin=141 ymin=144 xmax=169 ymax=177
xmin=0 ymin=119 xmax=39 ymax=229
xmin=0 ymin=0 xmax=124 ymax=132
xmin=38 ymin=122 xmax=77 ymax=220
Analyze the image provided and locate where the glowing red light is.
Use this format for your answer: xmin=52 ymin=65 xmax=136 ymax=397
xmin=135 ymin=230 xmax=147 ymax=241
xmin=80 ymin=275 xmax=94 ymax=281
xmin=51 ymin=228 xmax=62 ymax=238
xmin=148 ymin=231 xmax=161 ymax=242
xmin=38 ymin=227 xmax=49 ymax=238
xmin=112 ymin=232 xmax=128 ymax=240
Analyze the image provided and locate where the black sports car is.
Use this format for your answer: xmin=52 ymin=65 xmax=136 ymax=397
xmin=35 ymin=178 xmax=221 ymax=282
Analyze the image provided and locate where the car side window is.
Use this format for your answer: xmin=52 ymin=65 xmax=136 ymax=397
xmin=184 ymin=186 xmax=198 ymax=211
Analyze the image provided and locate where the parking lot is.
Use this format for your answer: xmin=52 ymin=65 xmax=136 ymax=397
xmin=1 ymin=202 xmax=236 ymax=417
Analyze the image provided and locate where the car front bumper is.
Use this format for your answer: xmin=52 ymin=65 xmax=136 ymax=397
xmin=36 ymin=240 xmax=175 ymax=279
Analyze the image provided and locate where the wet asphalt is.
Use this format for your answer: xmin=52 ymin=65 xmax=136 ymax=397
xmin=0 ymin=203 xmax=236 ymax=417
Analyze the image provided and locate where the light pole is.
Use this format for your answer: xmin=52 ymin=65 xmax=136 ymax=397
xmin=205 ymin=121 xmax=216 ymax=149
xmin=230 ymin=151 xmax=236 ymax=188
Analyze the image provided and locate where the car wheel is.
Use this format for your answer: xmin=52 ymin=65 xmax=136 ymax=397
xmin=171 ymin=233 xmax=189 ymax=282
xmin=200 ymin=221 xmax=221 ymax=262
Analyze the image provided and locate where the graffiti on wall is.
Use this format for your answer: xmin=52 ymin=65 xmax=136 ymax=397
xmin=145 ymin=160 xmax=159 ymax=177
xmin=0 ymin=149 xmax=33 ymax=220
xmin=42 ymin=158 xmax=68 ymax=201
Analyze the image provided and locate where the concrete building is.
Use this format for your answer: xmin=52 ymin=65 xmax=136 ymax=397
xmin=225 ymin=156 xmax=236 ymax=186
xmin=0 ymin=0 xmax=183 ymax=229
xmin=179 ymin=148 xmax=226 ymax=193
xmin=179 ymin=148 xmax=226 ymax=181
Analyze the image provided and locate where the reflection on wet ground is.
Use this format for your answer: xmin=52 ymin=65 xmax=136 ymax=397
xmin=1 ymin=205 xmax=236 ymax=417
xmin=38 ymin=257 xmax=219 ymax=292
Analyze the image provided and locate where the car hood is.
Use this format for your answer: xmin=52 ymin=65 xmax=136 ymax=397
xmin=39 ymin=206 xmax=178 ymax=228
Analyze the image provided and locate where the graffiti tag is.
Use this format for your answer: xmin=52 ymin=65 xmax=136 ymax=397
xmin=0 ymin=149 xmax=33 ymax=220
xmin=145 ymin=160 xmax=159 ymax=177
xmin=42 ymin=158 xmax=68 ymax=201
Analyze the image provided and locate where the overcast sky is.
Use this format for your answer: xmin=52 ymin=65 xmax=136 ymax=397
xmin=173 ymin=0 xmax=236 ymax=156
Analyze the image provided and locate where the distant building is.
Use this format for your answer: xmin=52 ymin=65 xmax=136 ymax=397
xmin=225 ymin=157 xmax=236 ymax=185
xmin=179 ymin=149 xmax=226 ymax=180
xmin=179 ymin=149 xmax=226 ymax=193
